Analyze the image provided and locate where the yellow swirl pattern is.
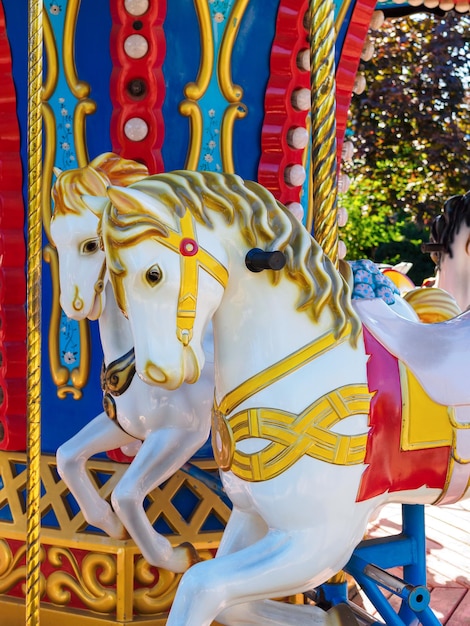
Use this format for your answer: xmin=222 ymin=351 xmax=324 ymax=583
xmin=217 ymin=0 xmax=249 ymax=102
xmin=47 ymin=549 xmax=117 ymax=612
xmin=42 ymin=12 xmax=58 ymax=100
xmin=63 ymin=0 xmax=91 ymax=98
xmin=221 ymin=102 xmax=248 ymax=173
xmin=183 ymin=0 xmax=213 ymax=101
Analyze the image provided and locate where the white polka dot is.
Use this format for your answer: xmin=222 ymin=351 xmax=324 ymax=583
xmin=124 ymin=34 xmax=149 ymax=59
xmin=124 ymin=117 xmax=149 ymax=141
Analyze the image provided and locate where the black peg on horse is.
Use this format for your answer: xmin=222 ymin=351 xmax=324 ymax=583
xmin=245 ymin=248 xmax=286 ymax=273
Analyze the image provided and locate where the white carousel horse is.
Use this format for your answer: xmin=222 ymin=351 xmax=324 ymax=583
xmin=49 ymin=154 xmax=215 ymax=573
xmin=98 ymin=171 xmax=470 ymax=626
xmin=422 ymin=191 xmax=470 ymax=312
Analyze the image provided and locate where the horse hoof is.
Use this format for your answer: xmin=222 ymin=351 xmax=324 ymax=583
xmin=327 ymin=603 xmax=360 ymax=626
xmin=175 ymin=542 xmax=202 ymax=571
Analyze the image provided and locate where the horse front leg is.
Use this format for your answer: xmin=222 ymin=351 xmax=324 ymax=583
xmin=56 ymin=411 xmax=136 ymax=539
xmin=110 ymin=427 xmax=207 ymax=573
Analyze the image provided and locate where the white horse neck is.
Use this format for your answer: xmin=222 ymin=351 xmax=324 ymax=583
xmin=212 ymin=261 xmax=366 ymax=404
xmin=98 ymin=282 xmax=134 ymax=365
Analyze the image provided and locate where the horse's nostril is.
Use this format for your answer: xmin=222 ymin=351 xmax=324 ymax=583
xmin=145 ymin=363 xmax=167 ymax=385
xmin=72 ymin=286 xmax=84 ymax=311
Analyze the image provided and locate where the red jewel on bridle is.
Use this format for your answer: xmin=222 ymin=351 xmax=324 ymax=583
xmin=180 ymin=238 xmax=199 ymax=256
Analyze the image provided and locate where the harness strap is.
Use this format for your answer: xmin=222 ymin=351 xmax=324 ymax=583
xmin=211 ymin=322 xmax=372 ymax=480
xmin=94 ymin=257 xmax=107 ymax=295
xmin=212 ymin=384 xmax=371 ymax=481
xmin=101 ymin=347 xmax=136 ymax=397
xmin=157 ymin=211 xmax=228 ymax=345
xmin=216 ymin=323 xmax=352 ymax=416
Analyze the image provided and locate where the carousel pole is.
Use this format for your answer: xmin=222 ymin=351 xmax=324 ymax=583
xmin=309 ymin=0 xmax=339 ymax=266
xmin=26 ymin=1 xmax=43 ymax=625
xmin=309 ymin=0 xmax=349 ymax=594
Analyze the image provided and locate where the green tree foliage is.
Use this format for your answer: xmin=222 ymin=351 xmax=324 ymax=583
xmin=340 ymin=10 xmax=470 ymax=285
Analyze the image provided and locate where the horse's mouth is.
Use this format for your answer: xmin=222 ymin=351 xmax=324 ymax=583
xmin=184 ymin=345 xmax=201 ymax=384
xmin=144 ymin=362 xmax=169 ymax=385
xmin=141 ymin=347 xmax=201 ymax=389
xmin=88 ymin=292 xmax=103 ymax=321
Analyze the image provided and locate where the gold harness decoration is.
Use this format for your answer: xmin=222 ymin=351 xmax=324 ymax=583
xmin=101 ymin=348 xmax=136 ymax=422
xmin=158 ymin=210 xmax=228 ymax=346
xmin=211 ymin=324 xmax=372 ymax=481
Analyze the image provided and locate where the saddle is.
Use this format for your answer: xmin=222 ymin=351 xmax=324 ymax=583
xmin=354 ymin=298 xmax=470 ymax=407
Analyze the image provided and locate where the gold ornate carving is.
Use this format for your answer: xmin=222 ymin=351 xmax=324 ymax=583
xmin=42 ymin=11 xmax=59 ymax=101
xmin=63 ymin=0 xmax=91 ymax=99
xmin=179 ymin=99 xmax=204 ymax=170
xmin=41 ymin=103 xmax=56 ymax=241
xmin=220 ymin=102 xmax=247 ymax=173
xmin=0 ymin=451 xmax=229 ymax=547
xmin=46 ymin=548 xmax=117 ymax=612
xmin=183 ymin=0 xmax=213 ymax=101
xmin=0 ymin=540 xmax=29 ymax=594
xmin=217 ymin=0 xmax=249 ymax=102
xmin=134 ymin=559 xmax=181 ymax=614
xmin=74 ymin=99 xmax=97 ymax=167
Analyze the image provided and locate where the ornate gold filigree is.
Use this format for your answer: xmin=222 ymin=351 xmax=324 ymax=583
xmin=0 ymin=540 xmax=28 ymax=593
xmin=42 ymin=11 xmax=59 ymax=101
xmin=183 ymin=0 xmax=213 ymax=101
xmin=41 ymin=103 xmax=56 ymax=241
xmin=134 ymin=559 xmax=181 ymax=614
xmin=220 ymin=103 xmax=247 ymax=173
xmin=217 ymin=0 xmax=249 ymax=102
xmin=63 ymin=0 xmax=91 ymax=99
xmin=179 ymin=99 xmax=204 ymax=170
xmin=74 ymin=99 xmax=97 ymax=167
xmin=46 ymin=548 xmax=117 ymax=612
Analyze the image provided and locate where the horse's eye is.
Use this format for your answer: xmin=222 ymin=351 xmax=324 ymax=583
xmin=81 ymin=239 xmax=100 ymax=255
xmin=146 ymin=265 xmax=162 ymax=286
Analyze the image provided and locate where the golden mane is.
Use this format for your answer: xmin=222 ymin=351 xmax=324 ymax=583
xmin=51 ymin=152 xmax=149 ymax=217
xmin=103 ymin=170 xmax=361 ymax=344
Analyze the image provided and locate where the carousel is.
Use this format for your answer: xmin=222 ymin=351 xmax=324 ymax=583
xmin=0 ymin=1 xmax=469 ymax=625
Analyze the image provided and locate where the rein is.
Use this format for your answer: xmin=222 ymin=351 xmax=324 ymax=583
xmin=94 ymin=257 xmax=107 ymax=295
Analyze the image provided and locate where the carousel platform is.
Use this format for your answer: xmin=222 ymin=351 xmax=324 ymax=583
xmin=349 ymin=500 xmax=470 ymax=624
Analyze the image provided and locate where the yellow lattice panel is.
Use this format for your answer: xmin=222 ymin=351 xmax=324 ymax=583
xmin=0 ymin=451 xmax=230 ymax=624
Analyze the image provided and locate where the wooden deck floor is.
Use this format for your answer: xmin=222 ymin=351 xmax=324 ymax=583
xmin=348 ymin=500 xmax=470 ymax=624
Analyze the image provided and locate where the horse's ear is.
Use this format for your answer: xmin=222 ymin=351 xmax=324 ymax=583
xmin=81 ymin=194 xmax=108 ymax=217
xmin=53 ymin=166 xmax=63 ymax=178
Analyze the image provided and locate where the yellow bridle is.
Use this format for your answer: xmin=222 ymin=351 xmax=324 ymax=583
xmin=156 ymin=210 xmax=228 ymax=345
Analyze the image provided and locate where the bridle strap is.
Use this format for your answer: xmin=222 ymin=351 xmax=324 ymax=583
xmin=157 ymin=211 xmax=228 ymax=345
xmin=216 ymin=322 xmax=353 ymax=416
xmin=94 ymin=258 xmax=107 ymax=295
